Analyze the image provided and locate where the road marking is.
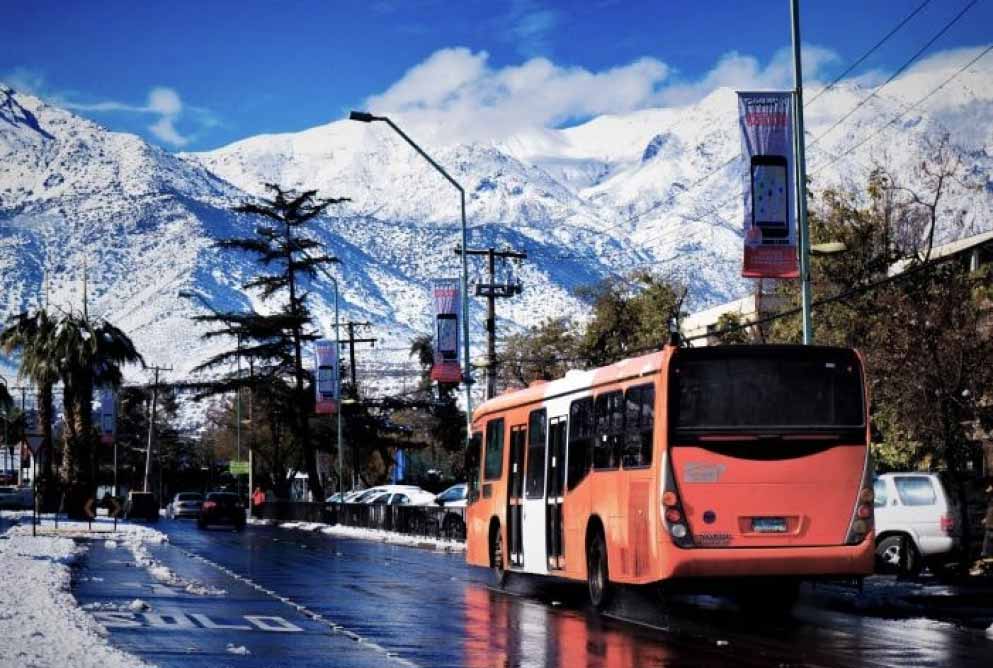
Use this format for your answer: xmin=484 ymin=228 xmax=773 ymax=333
xmin=92 ymin=611 xmax=303 ymax=633
xmin=172 ymin=544 xmax=420 ymax=667
xmin=190 ymin=613 xmax=251 ymax=631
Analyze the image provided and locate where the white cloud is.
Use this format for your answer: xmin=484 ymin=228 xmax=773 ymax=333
xmin=1 ymin=72 xmax=212 ymax=148
xmin=658 ymin=44 xmax=841 ymax=106
xmin=362 ymin=45 xmax=846 ymax=144
xmin=365 ymin=47 xmax=670 ymax=142
xmin=63 ymin=85 xmax=193 ymax=147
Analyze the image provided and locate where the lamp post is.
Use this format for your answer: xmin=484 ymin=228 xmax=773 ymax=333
xmin=307 ymin=263 xmax=344 ymax=496
xmin=348 ymin=111 xmax=473 ymax=448
xmin=790 ymin=0 xmax=814 ymax=344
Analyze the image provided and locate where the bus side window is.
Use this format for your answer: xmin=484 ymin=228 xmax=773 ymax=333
xmin=525 ymin=409 xmax=547 ymax=499
xmin=623 ymin=384 xmax=655 ymax=467
xmin=567 ymin=398 xmax=594 ymax=489
xmin=594 ymin=391 xmax=623 ymax=470
xmin=484 ymin=418 xmax=505 ymax=481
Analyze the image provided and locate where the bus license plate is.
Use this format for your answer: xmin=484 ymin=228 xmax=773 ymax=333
xmin=752 ymin=517 xmax=788 ymax=533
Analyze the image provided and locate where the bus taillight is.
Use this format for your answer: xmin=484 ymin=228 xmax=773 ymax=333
xmin=662 ymin=456 xmax=694 ymax=548
xmin=845 ymin=455 xmax=875 ymax=545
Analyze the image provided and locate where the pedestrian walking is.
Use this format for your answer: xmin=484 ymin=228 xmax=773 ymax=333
xmin=252 ymin=486 xmax=266 ymax=517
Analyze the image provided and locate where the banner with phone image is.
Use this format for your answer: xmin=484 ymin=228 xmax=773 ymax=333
xmin=97 ymin=387 xmax=116 ymax=445
xmin=430 ymin=278 xmax=463 ymax=384
xmin=738 ymin=91 xmax=799 ymax=278
xmin=313 ymin=339 xmax=339 ymax=414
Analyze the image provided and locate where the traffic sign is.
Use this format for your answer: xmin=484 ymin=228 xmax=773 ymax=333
xmin=229 ymin=461 xmax=250 ymax=476
xmin=25 ymin=434 xmax=44 ymax=456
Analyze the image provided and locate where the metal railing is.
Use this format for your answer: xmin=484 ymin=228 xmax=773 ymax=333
xmin=331 ymin=503 xmax=467 ymax=542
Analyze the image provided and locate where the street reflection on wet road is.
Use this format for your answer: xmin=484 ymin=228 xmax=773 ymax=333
xmin=76 ymin=520 xmax=993 ymax=668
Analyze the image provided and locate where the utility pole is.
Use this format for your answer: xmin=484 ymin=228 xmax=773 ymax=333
xmin=791 ymin=0 xmax=813 ymax=344
xmin=334 ymin=322 xmax=376 ymax=488
xmin=143 ymin=365 xmax=172 ymax=493
xmin=455 ymin=247 xmax=527 ymax=400
xmin=335 ymin=322 xmax=377 ymax=394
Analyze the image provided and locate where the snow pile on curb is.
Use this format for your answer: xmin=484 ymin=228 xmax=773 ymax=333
xmin=0 ymin=525 xmax=152 ymax=668
xmin=120 ymin=531 xmax=226 ymax=596
xmin=248 ymin=517 xmax=464 ymax=552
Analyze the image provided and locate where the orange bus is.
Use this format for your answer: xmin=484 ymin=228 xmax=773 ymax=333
xmin=465 ymin=344 xmax=874 ymax=610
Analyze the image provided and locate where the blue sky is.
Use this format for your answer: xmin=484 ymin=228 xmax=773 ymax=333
xmin=2 ymin=0 xmax=990 ymax=151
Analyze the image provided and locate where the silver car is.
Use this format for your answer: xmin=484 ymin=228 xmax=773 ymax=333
xmin=166 ymin=492 xmax=204 ymax=519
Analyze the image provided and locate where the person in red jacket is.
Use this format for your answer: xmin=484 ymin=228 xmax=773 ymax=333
xmin=251 ymin=486 xmax=266 ymax=516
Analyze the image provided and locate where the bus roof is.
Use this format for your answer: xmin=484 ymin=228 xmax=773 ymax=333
xmin=472 ymin=348 xmax=668 ymax=423
xmin=471 ymin=343 xmax=862 ymax=425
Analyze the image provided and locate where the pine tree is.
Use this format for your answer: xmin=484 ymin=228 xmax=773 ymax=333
xmin=194 ymin=184 xmax=348 ymax=502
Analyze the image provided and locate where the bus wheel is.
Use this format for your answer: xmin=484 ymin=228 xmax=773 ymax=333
xmin=587 ymin=529 xmax=612 ymax=610
xmin=490 ymin=523 xmax=507 ymax=586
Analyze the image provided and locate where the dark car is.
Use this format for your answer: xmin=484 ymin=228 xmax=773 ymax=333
xmin=198 ymin=492 xmax=245 ymax=530
xmin=123 ymin=492 xmax=159 ymax=522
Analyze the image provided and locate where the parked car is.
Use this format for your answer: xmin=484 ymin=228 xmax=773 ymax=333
xmin=0 ymin=485 xmax=33 ymax=510
xmin=166 ymin=492 xmax=203 ymax=519
xmin=873 ymin=473 xmax=960 ymax=575
xmin=198 ymin=492 xmax=245 ymax=530
xmin=434 ymin=483 xmax=468 ymax=540
xmin=365 ymin=487 xmax=437 ymax=506
xmin=435 ymin=483 xmax=468 ymax=508
xmin=123 ymin=492 xmax=159 ymax=522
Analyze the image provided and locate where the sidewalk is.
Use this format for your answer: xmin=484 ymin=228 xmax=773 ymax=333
xmin=0 ymin=512 xmax=165 ymax=668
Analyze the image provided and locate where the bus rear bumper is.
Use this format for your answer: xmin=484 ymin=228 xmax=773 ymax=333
xmin=663 ymin=540 xmax=874 ymax=579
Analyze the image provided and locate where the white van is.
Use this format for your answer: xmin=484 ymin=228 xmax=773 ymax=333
xmin=873 ymin=473 xmax=960 ymax=575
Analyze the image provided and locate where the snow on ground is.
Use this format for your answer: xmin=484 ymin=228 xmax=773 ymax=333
xmin=0 ymin=518 xmax=153 ymax=668
xmin=0 ymin=513 xmax=229 ymax=668
xmin=249 ymin=518 xmax=465 ymax=552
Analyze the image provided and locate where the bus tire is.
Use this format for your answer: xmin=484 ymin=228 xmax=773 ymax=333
xmin=587 ymin=527 xmax=612 ymax=610
xmin=490 ymin=520 xmax=507 ymax=586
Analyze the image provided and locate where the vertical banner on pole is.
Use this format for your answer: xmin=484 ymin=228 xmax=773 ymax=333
xmin=430 ymin=278 xmax=463 ymax=383
xmin=738 ymin=91 xmax=799 ymax=279
xmin=314 ymin=339 xmax=339 ymax=415
xmin=98 ymin=387 xmax=116 ymax=445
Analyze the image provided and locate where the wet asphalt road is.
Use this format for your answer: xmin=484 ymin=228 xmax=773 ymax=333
xmin=71 ymin=519 xmax=993 ymax=668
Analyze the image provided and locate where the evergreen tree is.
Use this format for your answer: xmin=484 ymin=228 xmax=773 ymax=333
xmin=194 ymin=184 xmax=348 ymax=502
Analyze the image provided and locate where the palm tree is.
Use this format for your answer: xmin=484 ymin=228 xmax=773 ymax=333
xmin=1 ymin=309 xmax=59 ymax=492
xmin=48 ymin=312 xmax=144 ymax=494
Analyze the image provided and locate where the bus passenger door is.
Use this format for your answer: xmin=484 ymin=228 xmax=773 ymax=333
xmin=522 ymin=409 xmax=548 ymax=574
xmin=507 ymin=426 xmax=526 ymax=568
xmin=546 ymin=417 xmax=567 ymax=571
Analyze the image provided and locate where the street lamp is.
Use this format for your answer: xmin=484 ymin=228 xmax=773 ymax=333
xmin=348 ymin=111 xmax=473 ymax=448
xmin=306 ymin=262 xmax=345 ymax=497
xmin=810 ymin=242 xmax=847 ymax=257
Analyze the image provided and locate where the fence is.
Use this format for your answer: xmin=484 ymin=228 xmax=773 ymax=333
xmin=332 ymin=503 xmax=467 ymax=541
xmin=255 ymin=501 xmax=467 ymax=542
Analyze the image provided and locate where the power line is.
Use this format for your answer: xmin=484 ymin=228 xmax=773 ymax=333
xmin=810 ymin=43 xmax=993 ymax=176
xmin=807 ymin=0 xmax=979 ymax=151
xmin=804 ymin=0 xmax=933 ymax=107
xmin=547 ymin=2 xmax=972 ymax=265
xmin=609 ymin=43 xmax=992 ymax=275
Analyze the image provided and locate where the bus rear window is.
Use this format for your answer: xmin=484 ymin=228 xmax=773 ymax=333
xmin=670 ymin=347 xmax=864 ymax=433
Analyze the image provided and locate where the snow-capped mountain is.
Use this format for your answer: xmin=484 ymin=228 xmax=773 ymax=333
xmin=2 ymin=50 xmax=992 ymax=400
